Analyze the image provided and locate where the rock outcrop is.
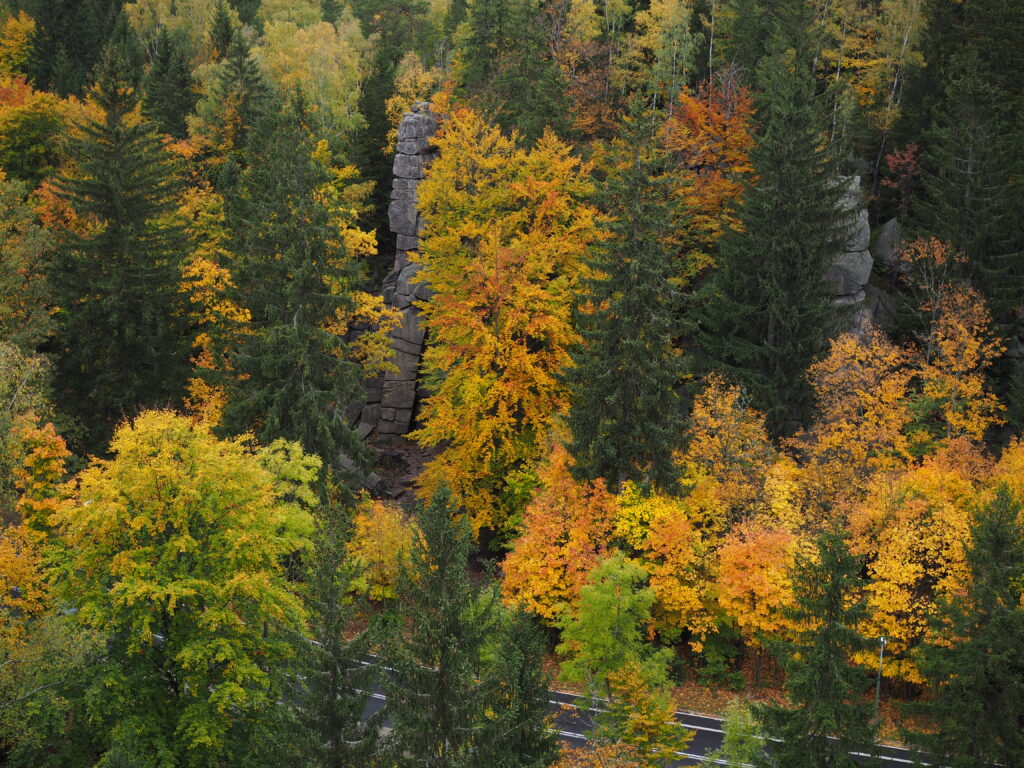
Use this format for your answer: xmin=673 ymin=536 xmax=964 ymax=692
xmin=825 ymin=175 xmax=873 ymax=307
xmin=353 ymin=102 xmax=439 ymax=439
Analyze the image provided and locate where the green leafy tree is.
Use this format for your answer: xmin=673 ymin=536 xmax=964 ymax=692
xmin=51 ymin=35 xmax=189 ymax=452
xmin=701 ymin=698 xmax=766 ymax=766
xmin=566 ymin=102 xmax=684 ymax=491
xmin=756 ymin=529 xmax=875 ymax=768
xmin=909 ymin=485 xmax=1024 ymax=767
xmin=384 ymin=488 xmax=556 ymax=768
xmin=557 ymin=552 xmax=672 ymax=696
xmin=694 ymin=0 xmax=843 ymax=433
xmin=52 ymin=411 xmax=317 ymax=767
xmin=0 ymin=172 xmax=52 ymax=351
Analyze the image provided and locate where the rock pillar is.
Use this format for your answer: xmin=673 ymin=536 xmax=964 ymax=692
xmin=354 ymin=102 xmax=439 ymax=438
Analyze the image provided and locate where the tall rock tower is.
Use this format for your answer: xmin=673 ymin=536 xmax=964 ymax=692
xmin=354 ymin=103 xmax=439 ymax=438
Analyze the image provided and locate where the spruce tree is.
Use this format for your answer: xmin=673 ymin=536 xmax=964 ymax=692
xmin=221 ymin=104 xmax=367 ymax=469
xmin=694 ymin=0 xmax=842 ymax=434
xmin=566 ymin=102 xmax=684 ymax=491
xmin=290 ymin=483 xmax=381 ymax=768
xmin=910 ymin=485 xmax=1024 ymax=767
xmin=208 ymin=0 xmax=235 ymax=60
xmin=143 ymin=28 xmax=196 ymax=139
xmin=383 ymin=488 xmax=555 ymax=768
xmin=51 ymin=32 xmax=189 ymax=451
xmin=756 ymin=530 xmax=875 ymax=768
xmin=13 ymin=0 xmax=125 ymax=94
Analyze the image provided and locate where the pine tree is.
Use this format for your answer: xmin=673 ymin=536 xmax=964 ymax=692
xmin=694 ymin=0 xmax=843 ymax=434
xmin=566 ymin=102 xmax=684 ymax=491
xmin=220 ymin=105 xmax=368 ymax=469
xmin=143 ymin=28 xmax=195 ymax=139
xmin=51 ymin=33 xmax=189 ymax=451
xmin=756 ymin=530 xmax=875 ymax=768
xmin=910 ymin=485 xmax=1024 ymax=768
xmin=383 ymin=488 xmax=555 ymax=768
xmin=290 ymin=483 xmax=381 ymax=768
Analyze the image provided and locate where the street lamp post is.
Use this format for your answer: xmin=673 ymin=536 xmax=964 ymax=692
xmin=873 ymin=636 xmax=887 ymax=726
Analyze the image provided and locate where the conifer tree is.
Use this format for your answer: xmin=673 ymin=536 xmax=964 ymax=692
xmin=910 ymin=485 xmax=1024 ymax=768
xmin=290 ymin=483 xmax=381 ymax=768
xmin=52 ymin=32 xmax=189 ymax=451
xmin=383 ymin=488 xmax=556 ymax=768
xmin=221 ymin=105 xmax=368 ymax=469
xmin=694 ymin=0 xmax=842 ymax=433
xmin=208 ymin=0 xmax=234 ymax=60
xmin=14 ymin=0 xmax=125 ymax=94
xmin=566 ymin=102 xmax=684 ymax=491
xmin=756 ymin=530 xmax=875 ymax=768
xmin=143 ymin=28 xmax=195 ymax=139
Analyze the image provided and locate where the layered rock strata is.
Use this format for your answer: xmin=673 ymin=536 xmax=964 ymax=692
xmin=353 ymin=103 xmax=439 ymax=438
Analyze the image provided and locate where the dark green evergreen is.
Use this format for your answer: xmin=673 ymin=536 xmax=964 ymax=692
xmin=51 ymin=34 xmax=189 ymax=452
xmin=756 ymin=529 xmax=876 ymax=768
xmin=13 ymin=0 xmax=125 ymax=95
xmin=383 ymin=488 xmax=556 ymax=768
xmin=909 ymin=485 xmax=1024 ymax=768
xmin=221 ymin=104 xmax=368 ymax=469
xmin=566 ymin=103 xmax=684 ymax=491
xmin=459 ymin=0 xmax=569 ymax=142
xmin=290 ymin=483 xmax=381 ymax=768
xmin=143 ymin=28 xmax=195 ymax=139
xmin=694 ymin=0 xmax=842 ymax=434
xmin=208 ymin=0 xmax=235 ymax=61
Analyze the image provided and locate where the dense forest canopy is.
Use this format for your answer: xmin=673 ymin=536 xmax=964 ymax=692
xmin=1 ymin=0 xmax=1023 ymax=766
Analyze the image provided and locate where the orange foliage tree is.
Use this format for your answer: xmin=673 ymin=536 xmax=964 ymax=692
xmin=716 ymin=520 xmax=802 ymax=646
xmin=411 ymin=106 xmax=598 ymax=535
xmin=502 ymin=444 xmax=618 ymax=625
xmin=662 ymin=70 xmax=754 ymax=280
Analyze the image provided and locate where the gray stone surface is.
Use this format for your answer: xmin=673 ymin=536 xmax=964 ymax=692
xmin=389 ymin=199 xmax=418 ymax=236
xmin=871 ymin=218 xmax=902 ymax=270
xmin=387 ymin=348 xmax=420 ymax=381
xmin=393 ymin=153 xmax=425 ymax=180
xmin=397 ymin=112 xmax=437 ymax=141
xmin=396 ymin=234 xmax=419 ymax=251
xmin=382 ymin=380 xmax=416 ymax=408
xmin=825 ymin=251 xmax=873 ymax=296
xmin=833 ymin=289 xmax=866 ymax=307
xmin=845 ymin=208 xmax=871 ymax=252
xmin=393 ymin=307 xmax=426 ymax=346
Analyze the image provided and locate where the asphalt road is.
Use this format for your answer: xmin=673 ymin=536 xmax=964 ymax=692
xmin=362 ymin=681 xmax=926 ymax=767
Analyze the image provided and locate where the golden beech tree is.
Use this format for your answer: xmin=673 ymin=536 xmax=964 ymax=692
xmin=411 ymin=107 xmax=598 ymax=535
xmin=0 ymin=523 xmax=48 ymax=650
xmin=915 ymin=284 xmax=1005 ymax=445
xmin=662 ymin=72 xmax=754 ymax=280
xmin=502 ymin=444 xmax=618 ymax=624
xmin=346 ymin=498 xmax=419 ymax=601
xmin=177 ymin=180 xmax=251 ymax=425
xmin=797 ymin=327 xmax=916 ymax=513
xmin=849 ymin=440 xmax=989 ymax=682
xmin=679 ymin=373 xmax=776 ymax=528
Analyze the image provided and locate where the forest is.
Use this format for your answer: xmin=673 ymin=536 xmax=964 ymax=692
xmin=0 ymin=0 xmax=1023 ymax=766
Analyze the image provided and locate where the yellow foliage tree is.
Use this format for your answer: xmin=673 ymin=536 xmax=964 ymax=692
xmin=411 ymin=107 xmax=599 ymax=534
xmin=679 ymin=373 xmax=775 ymax=528
xmin=849 ymin=440 xmax=988 ymax=682
xmin=346 ymin=499 xmax=419 ymax=600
